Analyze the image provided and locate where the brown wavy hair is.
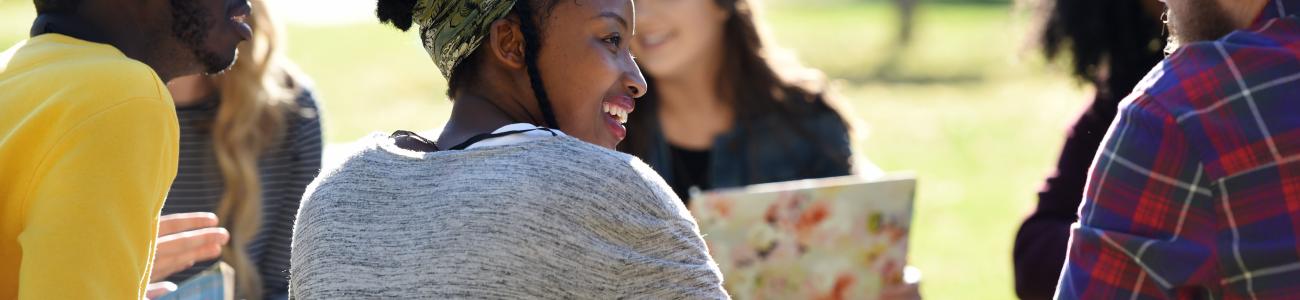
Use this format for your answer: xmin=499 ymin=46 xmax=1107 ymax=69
xmin=210 ymin=0 xmax=302 ymax=298
xmin=620 ymin=0 xmax=857 ymax=179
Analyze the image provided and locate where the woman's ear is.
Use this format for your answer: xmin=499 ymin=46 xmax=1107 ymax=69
xmin=487 ymin=17 xmax=527 ymax=70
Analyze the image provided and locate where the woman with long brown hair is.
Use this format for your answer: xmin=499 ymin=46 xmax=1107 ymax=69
xmin=620 ymin=0 xmax=877 ymax=201
xmin=622 ymin=1 xmax=922 ymax=298
xmin=145 ymin=0 xmax=322 ymax=298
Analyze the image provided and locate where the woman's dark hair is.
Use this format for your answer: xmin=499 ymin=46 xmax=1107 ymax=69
xmin=619 ymin=0 xmax=854 ymax=181
xmin=1036 ymin=0 xmax=1166 ymax=100
xmin=376 ymin=0 xmax=418 ymax=31
xmin=377 ymin=0 xmax=561 ymax=127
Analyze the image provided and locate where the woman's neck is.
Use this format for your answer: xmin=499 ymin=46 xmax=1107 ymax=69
xmin=656 ymin=73 xmax=722 ymax=112
xmin=438 ymin=93 xmax=537 ymax=149
xmin=654 ymin=52 xmax=735 ymax=150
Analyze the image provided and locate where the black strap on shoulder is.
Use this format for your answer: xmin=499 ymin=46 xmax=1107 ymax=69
xmin=391 ymin=127 xmax=558 ymax=153
xmin=391 ymin=130 xmax=440 ymax=152
xmin=447 ymin=127 xmax=556 ymax=151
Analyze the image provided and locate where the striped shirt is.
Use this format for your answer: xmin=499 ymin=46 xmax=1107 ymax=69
xmin=162 ymin=89 xmax=323 ymax=300
xmin=1056 ymin=1 xmax=1300 ymax=298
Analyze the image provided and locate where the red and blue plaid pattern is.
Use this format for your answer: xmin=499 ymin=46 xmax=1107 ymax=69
xmin=1056 ymin=1 xmax=1300 ymax=299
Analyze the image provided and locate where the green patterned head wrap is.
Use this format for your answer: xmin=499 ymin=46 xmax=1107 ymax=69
xmin=413 ymin=0 xmax=518 ymax=79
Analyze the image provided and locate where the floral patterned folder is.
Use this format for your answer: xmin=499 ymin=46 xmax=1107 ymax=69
xmin=689 ymin=175 xmax=916 ymax=300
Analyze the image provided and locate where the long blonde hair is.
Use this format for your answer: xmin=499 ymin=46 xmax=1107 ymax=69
xmin=211 ymin=0 xmax=302 ymax=298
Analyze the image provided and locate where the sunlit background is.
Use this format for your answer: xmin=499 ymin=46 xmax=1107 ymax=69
xmin=0 ymin=0 xmax=1091 ymax=298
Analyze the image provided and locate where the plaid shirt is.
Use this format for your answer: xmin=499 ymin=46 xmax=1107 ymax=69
xmin=1056 ymin=1 xmax=1300 ymax=299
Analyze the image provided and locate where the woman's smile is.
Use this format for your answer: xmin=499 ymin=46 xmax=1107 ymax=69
xmin=601 ymin=95 xmax=636 ymax=141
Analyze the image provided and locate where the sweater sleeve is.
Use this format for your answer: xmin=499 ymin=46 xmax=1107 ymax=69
xmin=287 ymin=167 xmax=329 ymax=300
xmin=18 ymin=98 xmax=179 ymax=299
xmin=618 ymin=160 xmax=729 ymax=299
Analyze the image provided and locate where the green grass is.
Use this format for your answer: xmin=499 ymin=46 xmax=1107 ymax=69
xmin=770 ymin=5 xmax=1088 ymax=299
xmin=285 ymin=22 xmax=452 ymax=141
xmin=0 ymin=2 xmax=33 ymax=44
xmin=1 ymin=2 xmax=1090 ymax=299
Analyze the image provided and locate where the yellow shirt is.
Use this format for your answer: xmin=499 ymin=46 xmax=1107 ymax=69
xmin=0 ymin=34 xmax=178 ymax=299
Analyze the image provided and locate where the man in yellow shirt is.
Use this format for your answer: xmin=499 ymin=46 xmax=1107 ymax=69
xmin=0 ymin=0 xmax=252 ymax=298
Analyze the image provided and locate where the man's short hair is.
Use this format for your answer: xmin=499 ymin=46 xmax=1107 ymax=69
xmin=34 ymin=0 xmax=81 ymax=14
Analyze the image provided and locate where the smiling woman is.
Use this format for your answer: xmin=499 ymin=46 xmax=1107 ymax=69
xmin=619 ymin=0 xmax=869 ymax=201
xmin=288 ymin=0 xmax=728 ymax=298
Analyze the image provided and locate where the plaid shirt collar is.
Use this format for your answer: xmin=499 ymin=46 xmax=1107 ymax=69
xmin=1251 ymin=0 xmax=1300 ymax=26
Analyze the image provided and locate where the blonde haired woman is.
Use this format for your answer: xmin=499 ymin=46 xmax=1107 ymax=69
xmin=145 ymin=0 xmax=322 ymax=299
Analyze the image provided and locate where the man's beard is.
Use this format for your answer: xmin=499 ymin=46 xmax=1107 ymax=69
xmin=171 ymin=0 xmax=235 ymax=75
xmin=1165 ymin=0 xmax=1238 ymax=55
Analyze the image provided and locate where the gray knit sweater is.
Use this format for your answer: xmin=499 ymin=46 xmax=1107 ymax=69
xmin=290 ymin=133 xmax=727 ymax=299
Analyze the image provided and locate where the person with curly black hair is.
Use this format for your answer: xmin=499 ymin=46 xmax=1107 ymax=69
xmin=1011 ymin=0 xmax=1166 ymax=299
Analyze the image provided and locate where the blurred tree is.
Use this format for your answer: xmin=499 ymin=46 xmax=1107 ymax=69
xmin=894 ymin=0 xmax=918 ymax=45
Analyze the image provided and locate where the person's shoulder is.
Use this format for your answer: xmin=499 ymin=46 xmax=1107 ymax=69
xmin=313 ymin=133 xmax=403 ymax=186
xmin=49 ymin=46 xmax=167 ymax=102
xmin=285 ymin=72 xmax=323 ymax=121
xmin=282 ymin=85 xmax=324 ymax=143
xmin=61 ymin=55 xmax=172 ymax=125
xmin=534 ymin=136 xmax=686 ymax=214
xmin=293 ymin=85 xmax=322 ymax=112
xmin=737 ymin=93 xmax=851 ymax=150
xmin=10 ymin=43 xmax=170 ymax=113
xmin=778 ymin=92 xmax=838 ymax=116
xmin=1137 ymin=19 xmax=1300 ymax=114
xmin=532 ymin=136 xmax=645 ymax=173
xmin=769 ymin=93 xmax=850 ymax=131
xmin=6 ymin=51 xmax=174 ymax=140
xmin=1222 ymin=16 xmax=1300 ymax=50
xmin=298 ymin=134 xmax=407 ymax=216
